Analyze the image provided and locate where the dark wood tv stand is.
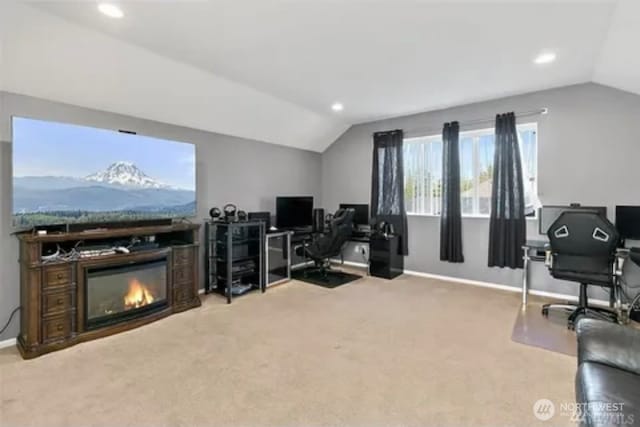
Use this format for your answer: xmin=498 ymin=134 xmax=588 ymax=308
xmin=15 ymin=223 xmax=201 ymax=359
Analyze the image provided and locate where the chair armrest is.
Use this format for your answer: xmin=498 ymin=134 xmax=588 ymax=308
xmin=576 ymin=318 xmax=640 ymax=375
xmin=615 ymin=248 xmax=629 ymax=276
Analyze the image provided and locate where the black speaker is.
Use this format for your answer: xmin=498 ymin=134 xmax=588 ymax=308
xmin=209 ymin=207 xmax=221 ymax=220
xmin=313 ymin=208 xmax=325 ymax=233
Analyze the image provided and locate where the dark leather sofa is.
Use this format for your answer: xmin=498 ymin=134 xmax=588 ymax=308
xmin=576 ymin=319 xmax=640 ymax=427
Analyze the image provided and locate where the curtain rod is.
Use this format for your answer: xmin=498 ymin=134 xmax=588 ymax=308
xmin=397 ymin=107 xmax=548 ymax=138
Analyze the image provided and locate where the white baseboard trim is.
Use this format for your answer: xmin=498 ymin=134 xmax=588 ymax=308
xmin=403 ymin=269 xmax=610 ymax=307
xmin=331 ymin=259 xmax=368 ymax=268
xmin=405 ymin=268 xmax=520 ymax=292
xmin=0 ymin=337 xmax=16 ymax=350
xmin=332 ymin=259 xmax=610 ymax=307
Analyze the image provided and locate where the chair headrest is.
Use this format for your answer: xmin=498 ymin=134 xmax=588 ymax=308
xmin=548 ymin=210 xmax=619 ymax=255
xmin=333 ymin=208 xmax=355 ymax=227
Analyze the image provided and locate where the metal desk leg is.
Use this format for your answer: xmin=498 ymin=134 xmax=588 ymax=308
xmin=227 ymin=229 xmax=232 ymax=304
xmin=522 ymin=246 xmax=529 ymax=307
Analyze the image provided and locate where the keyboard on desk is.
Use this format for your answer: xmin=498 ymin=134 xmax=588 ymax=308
xmin=290 ymin=227 xmax=313 ymax=234
xmin=351 ymin=230 xmax=371 ymax=239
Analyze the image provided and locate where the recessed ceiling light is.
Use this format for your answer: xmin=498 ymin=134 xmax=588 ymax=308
xmin=331 ymin=103 xmax=344 ymax=112
xmin=98 ymin=3 xmax=124 ymax=19
xmin=534 ymin=51 xmax=556 ymax=65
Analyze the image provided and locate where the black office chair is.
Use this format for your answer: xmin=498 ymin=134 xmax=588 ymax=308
xmin=301 ymin=208 xmax=355 ymax=277
xmin=542 ymin=210 xmax=623 ymax=330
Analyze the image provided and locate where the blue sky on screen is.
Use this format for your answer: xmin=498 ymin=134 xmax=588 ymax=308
xmin=12 ymin=117 xmax=195 ymax=190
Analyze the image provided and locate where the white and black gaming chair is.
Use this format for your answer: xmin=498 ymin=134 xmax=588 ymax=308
xmin=542 ymin=210 xmax=622 ymax=330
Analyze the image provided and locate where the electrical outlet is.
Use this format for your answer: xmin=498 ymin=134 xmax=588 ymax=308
xmin=355 ymin=244 xmax=367 ymax=257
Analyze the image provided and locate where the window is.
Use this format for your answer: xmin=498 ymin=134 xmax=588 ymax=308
xmin=404 ymin=123 xmax=538 ymax=216
xmin=403 ymin=136 xmax=442 ymax=215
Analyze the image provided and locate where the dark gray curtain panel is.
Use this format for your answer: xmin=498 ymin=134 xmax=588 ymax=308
xmin=371 ymin=129 xmax=409 ymax=256
xmin=488 ymin=112 xmax=526 ymax=268
xmin=440 ymin=122 xmax=464 ymax=262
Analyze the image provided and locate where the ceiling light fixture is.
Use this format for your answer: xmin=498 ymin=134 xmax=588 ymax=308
xmin=331 ymin=103 xmax=344 ymax=112
xmin=534 ymin=51 xmax=557 ymax=65
xmin=98 ymin=3 xmax=124 ymax=19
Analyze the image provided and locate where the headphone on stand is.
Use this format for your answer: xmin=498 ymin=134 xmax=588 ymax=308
xmin=223 ymin=203 xmax=237 ymax=222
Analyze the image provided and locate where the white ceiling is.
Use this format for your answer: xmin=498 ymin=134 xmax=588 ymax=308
xmin=3 ymin=0 xmax=640 ymax=152
xmin=593 ymin=0 xmax=640 ymax=95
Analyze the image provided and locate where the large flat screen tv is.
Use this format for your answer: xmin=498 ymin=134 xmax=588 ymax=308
xmin=12 ymin=117 xmax=196 ymax=228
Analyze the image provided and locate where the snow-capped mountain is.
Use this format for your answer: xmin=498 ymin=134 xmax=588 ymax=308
xmin=85 ymin=161 xmax=171 ymax=189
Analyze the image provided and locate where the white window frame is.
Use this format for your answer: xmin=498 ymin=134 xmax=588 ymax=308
xmin=404 ymin=134 xmax=442 ymax=216
xmin=404 ymin=122 xmax=538 ymax=218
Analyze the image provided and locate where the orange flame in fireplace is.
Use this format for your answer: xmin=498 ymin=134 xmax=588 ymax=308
xmin=123 ymin=278 xmax=155 ymax=309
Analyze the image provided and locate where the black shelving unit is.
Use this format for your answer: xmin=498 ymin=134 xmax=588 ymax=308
xmin=205 ymin=220 xmax=265 ymax=303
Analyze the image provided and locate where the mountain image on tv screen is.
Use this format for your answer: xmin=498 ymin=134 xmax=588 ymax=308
xmin=12 ymin=117 xmax=196 ymax=227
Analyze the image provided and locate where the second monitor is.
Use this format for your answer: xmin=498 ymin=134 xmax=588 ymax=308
xmin=276 ymin=196 xmax=313 ymax=230
xmin=339 ymin=203 xmax=370 ymax=227
xmin=616 ymin=206 xmax=640 ymax=240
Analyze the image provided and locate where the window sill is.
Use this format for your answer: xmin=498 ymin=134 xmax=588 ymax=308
xmin=408 ymin=213 xmax=538 ymax=220
xmin=407 ymin=213 xmax=440 ymax=218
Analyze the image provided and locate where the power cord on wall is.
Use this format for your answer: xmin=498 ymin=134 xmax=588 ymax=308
xmin=0 ymin=307 xmax=21 ymax=336
xmin=359 ymin=246 xmax=368 ymax=264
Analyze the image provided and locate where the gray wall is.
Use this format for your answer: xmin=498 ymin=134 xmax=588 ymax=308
xmin=0 ymin=91 xmax=322 ymax=341
xmin=322 ymin=83 xmax=640 ymax=296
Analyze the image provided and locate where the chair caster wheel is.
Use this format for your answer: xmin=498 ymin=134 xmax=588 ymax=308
xmin=542 ymin=307 xmax=549 ymax=317
xmin=568 ymin=322 xmax=575 ymax=331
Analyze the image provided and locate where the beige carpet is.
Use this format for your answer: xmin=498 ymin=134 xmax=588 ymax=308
xmin=0 ymin=271 xmax=576 ymax=426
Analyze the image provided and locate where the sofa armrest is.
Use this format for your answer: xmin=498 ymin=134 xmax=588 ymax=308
xmin=576 ymin=318 xmax=640 ymax=376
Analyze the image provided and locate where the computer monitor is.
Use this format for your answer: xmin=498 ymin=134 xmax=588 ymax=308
xmin=275 ymin=196 xmax=313 ymax=229
xmin=538 ymin=205 xmax=607 ymax=235
xmin=615 ymin=206 xmax=640 ymax=240
xmin=339 ymin=203 xmax=370 ymax=226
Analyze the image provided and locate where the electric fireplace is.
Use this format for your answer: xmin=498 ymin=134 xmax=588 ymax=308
xmin=85 ymin=259 xmax=168 ymax=329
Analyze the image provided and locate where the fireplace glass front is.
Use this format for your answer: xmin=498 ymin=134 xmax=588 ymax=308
xmin=86 ymin=259 xmax=168 ymax=329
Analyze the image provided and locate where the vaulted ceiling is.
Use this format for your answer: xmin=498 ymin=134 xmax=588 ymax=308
xmin=2 ymin=0 xmax=639 ymax=152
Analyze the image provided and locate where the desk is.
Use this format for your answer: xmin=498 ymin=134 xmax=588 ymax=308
xmin=521 ymin=239 xmax=548 ymax=305
xmin=287 ymin=229 xmax=374 ymax=269
xmin=265 ymin=231 xmax=293 ymax=287
xmin=522 ymin=240 xmax=629 ymax=310
xmin=288 ymin=230 xmax=370 ymax=244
